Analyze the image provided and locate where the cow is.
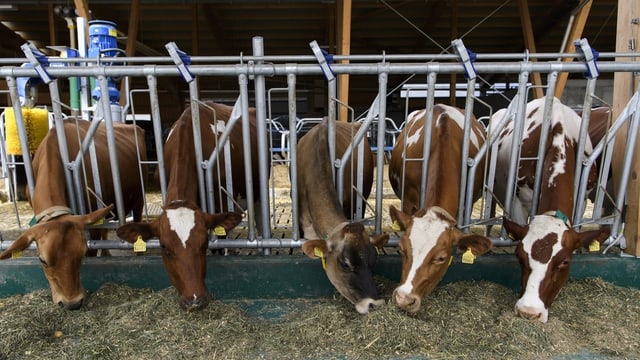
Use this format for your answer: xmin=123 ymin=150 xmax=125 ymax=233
xmin=0 ymin=119 xmax=147 ymax=309
xmin=116 ymin=101 xmax=256 ymax=311
xmin=388 ymin=104 xmax=493 ymax=313
xmin=298 ymin=119 xmax=389 ymax=314
xmin=491 ymin=97 xmax=610 ymax=323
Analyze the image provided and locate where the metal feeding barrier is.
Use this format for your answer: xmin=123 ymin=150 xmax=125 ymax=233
xmin=1 ymin=36 xmax=640 ymax=254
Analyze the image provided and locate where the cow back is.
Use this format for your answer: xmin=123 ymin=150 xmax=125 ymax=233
xmin=389 ymin=104 xmax=486 ymax=215
xmin=29 ymin=120 xmax=146 ymax=221
xmin=163 ymin=101 xmax=264 ymax=212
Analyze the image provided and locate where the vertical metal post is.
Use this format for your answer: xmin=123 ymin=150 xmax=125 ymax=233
xmin=530 ymin=72 xmax=558 ymax=217
xmin=418 ymin=72 xmax=437 ymax=210
xmin=503 ymin=71 xmax=531 ymax=219
xmin=374 ymin=68 xmax=388 ymax=233
xmin=252 ymin=36 xmax=273 ymax=246
xmin=145 ymin=72 xmax=167 ymax=203
xmin=238 ymin=72 xmax=257 ymax=240
xmin=98 ymin=75 xmax=126 ymax=224
xmin=286 ymin=69 xmax=300 ymax=241
xmin=457 ymin=77 xmax=476 ymax=226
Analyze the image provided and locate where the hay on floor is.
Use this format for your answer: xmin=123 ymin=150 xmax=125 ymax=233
xmin=1 ymin=277 xmax=639 ymax=360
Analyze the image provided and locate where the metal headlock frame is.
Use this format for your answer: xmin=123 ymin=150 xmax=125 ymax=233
xmin=2 ymin=37 xmax=640 ymax=253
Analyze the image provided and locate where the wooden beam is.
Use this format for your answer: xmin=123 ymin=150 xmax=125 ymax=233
xmin=449 ymin=0 xmax=457 ymax=106
xmin=553 ymin=0 xmax=592 ymax=99
xmin=612 ymin=0 xmax=640 ymax=256
xmin=48 ymin=4 xmax=57 ymax=49
xmin=73 ymin=0 xmax=91 ymax=22
xmin=120 ymin=0 xmax=140 ymax=106
xmin=518 ymin=0 xmax=543 ymax=99
xmin=191 ymin=4 xmax=199 ymax=56
xmin=337 ymin=0 xmax=352 ymax=122
xmin=200 ymin=4 xmax=235 ymax=55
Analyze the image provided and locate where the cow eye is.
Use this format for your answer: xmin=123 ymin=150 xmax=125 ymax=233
xmin=433 ymin=255 xmax=447 ymax=264
xmin=558 ymin=258 xmax=571 ymax=269
xmin=339 ymin=257 xmax=353 ymax=272
xmin=160 ymin=244 xmax=173 ymax=258
xmin=39 ymin=258 xmax=49 ymax=267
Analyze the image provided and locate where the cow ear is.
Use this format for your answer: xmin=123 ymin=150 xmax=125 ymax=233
xmin=79 ymin=204 xmax=114 ymax=225
xmin=204 ymin=212 xmax=243 ymax=231
xmin=389 ymin=205 xmax=411 ymax=231
xmin=301 ymin=239 xmax=328 ymax=259
xmin=370 ymin=233 xmax=389 ymax=247
xmin=455 ymin=233 xmax=493 ymax=256
xmin=116 ymin=222 xmax=157 ymax=243
xmin=575 ymin=227 xmax=611 ymax=250
xmin=0 ymin=228 xmax=36 ymax=260
xmin=502 ymin=217 xmax=528 ymax=241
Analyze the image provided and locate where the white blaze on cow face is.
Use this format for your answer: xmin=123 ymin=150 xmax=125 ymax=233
xmin=166 ymin=207 xmax=196 ymax=248
xmin=397 ymin=208 xmax=449 ymax=295
xmin=514 ymin=215 xmax=567 ymax=323
xmin=393 ymin=207 xmax=455 ymax=313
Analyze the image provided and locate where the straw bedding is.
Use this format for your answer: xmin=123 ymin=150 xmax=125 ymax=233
xmin=1 ymin=277 xmax=639 ymax=360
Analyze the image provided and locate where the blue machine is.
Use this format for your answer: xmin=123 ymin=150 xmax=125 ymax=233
xmin=88 ymin=20 xmax=121 ymax=107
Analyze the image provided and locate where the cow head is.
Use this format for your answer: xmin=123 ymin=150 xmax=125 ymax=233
xmin=116 ymin=200 xmax=242 ymax=311
xmin=302 ymin=222 xmax=389 ymax=314
xmin=503 ymin=213 xmax=610 ymax=322
xmin=389 ymin=205 xmax=492 ymax=313
xmin=0 ymin=205 xmax=114 ymax=310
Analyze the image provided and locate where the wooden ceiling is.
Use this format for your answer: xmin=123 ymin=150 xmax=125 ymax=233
xmin=0 ymin=1 xmax=623 ymax=119
xmin=0 ymin=1 xmax=619 ymax=58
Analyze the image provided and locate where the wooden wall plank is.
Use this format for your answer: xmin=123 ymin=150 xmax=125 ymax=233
xmin=612 ymin=0 xmax=640 ymax=256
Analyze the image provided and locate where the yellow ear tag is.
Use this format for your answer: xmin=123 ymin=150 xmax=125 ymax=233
xmin=588 ymin=240 xmax=601 ymax=252
xmin=314 ymin=247 xmax=327 ymax=270
xmin=11 ymin=250 xmax=23 ymax=259
xmin=391 ymin=220 xmax=401 ymax=231
xmin=133 ymin=235 xmax=147 ymax=253
xmin=448 ymin=255 xmax=453 ymax=266
xmin=214 ymin=226 xmax=227 ymax=236
xmin=94 ymin=218 xmax=104 ymax=225
xmin=461 ymin=248 xmax=476 ymax=264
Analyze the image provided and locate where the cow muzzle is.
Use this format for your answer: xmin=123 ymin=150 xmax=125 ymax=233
xmin=355 ymin=298 xmax=385 ymax=314
xmin=57 ymin=298 xmax=84 ymax=310
xmin=393 ymin=288 xmax=421 ymax=313
xmin=179 ymin=292 xmax=211 ymax=311
xmin=514 ymin=303 xmax=549 ymax=323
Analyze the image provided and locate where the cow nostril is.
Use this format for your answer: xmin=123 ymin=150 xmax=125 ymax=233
xmin=57 ymin=301 xmax=64 ymax=308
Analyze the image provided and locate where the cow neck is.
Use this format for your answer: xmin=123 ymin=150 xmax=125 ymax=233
xmin=536 ymin=125 xmax=577 ymax=219
xmin=35 ymin=206 xmax=73 ymax=223
xmin=165 ymin=122 xmax=200 ymax=204
xmin=308 ymin=125 xmax=350 ymax=237
xmin=31 ymin=144 xmax=71 ymax=215
xmin=423 ymin=126 xmax=462 ymax=216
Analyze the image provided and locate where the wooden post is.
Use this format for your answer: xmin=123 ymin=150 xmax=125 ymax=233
xmin=518 ymin=0 xmax=543 ymax=99
xmin=337 ymin=0 xmax=351 ymax=122
xmin=554 ymin=0 xmax=592 ymax=99
xmin=612 ymin=0 xmax=640 ymax=256
xmin=120 ymin=0 xmax=140 ymax=106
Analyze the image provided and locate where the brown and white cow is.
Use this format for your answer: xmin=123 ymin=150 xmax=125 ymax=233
xmin=0 ymin=120 xmax=147 ymax=309
xmin=388 ymin=104 xmax=493 ymax=313
xmin=298 ymin=119 xmax=389 ymax=314
xmin=116 ymin=101 xmax=254 ymax=311
xmin=491 ymin=97 xmax=610 ymax=322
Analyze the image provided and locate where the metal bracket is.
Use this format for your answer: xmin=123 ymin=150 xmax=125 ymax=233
xmin=309 ymin=40 xmax=335 ymax=81
xmin=574 ymin=38 xmax=600 ymax=79
xmin=165 ymin=42 xmax=194 ymax=83
xmin=452 ymin=39 xmax=477 ymax=80
xmin=20 ymin=43 xmax=52 ymax=84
